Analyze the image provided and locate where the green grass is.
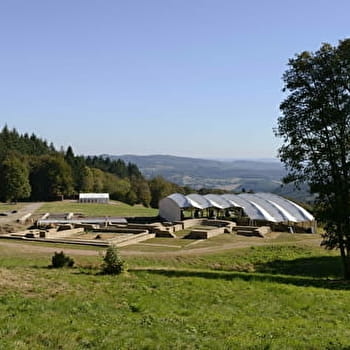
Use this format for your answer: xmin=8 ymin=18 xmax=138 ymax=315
xmin=0 ymin=241 xmax=350 ymax=349
xmin=0 ymin=202 xmax=24 ymax=212
xmin=37 ymin=201 xmax=158 ymax=217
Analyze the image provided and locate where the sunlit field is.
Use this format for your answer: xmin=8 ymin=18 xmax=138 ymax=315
xmin=0 ymin=238 xmax=349 ymax=349
xmin=37 ymin=200 xmax=158 ymax=217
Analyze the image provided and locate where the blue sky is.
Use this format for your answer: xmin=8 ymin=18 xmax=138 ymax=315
xmin=1 ymin=0 xmax=349 ymax=158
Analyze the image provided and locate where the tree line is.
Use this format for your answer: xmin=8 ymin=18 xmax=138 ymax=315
xmin=0 ymin=126 xmax=191 ymax=207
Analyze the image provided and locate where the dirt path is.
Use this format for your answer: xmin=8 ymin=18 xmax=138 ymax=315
xmin=174 ymin=236 xmax=322 ymax=255
xmin=0 ymin=235 xmax=323 ymax=257
xmin=0 ymin=202 xmax=43 ymax=224
xmin=0 ymin=240 xmax=101 ymax=256
xmin=137 ymin=243 xmax=182 ymax=248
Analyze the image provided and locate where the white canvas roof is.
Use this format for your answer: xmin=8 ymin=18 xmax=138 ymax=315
xmin=160 ymin=192 xmax=314 ymax=223
xmin=167 ymin=193 xmax=191 ymax=208
xmin=222 ymin=194 xmax=275 ymax=221
xmin=204 ymin=194 xmax=232 ymax=209
xmin=79 ymin=193 xmax=109 ymax=199
xmin=186 ymin=194 xmax=212 ymax=209
xmin=253 ymin=192 xmax=314 ymax=222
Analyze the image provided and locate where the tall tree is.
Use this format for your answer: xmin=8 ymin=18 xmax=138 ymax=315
xmin=275 ymin=39 xmax=350 ymax=279
xmin=79 ymin=166 xmax=94 ymax=192
xmin=132 ymin=178 xmax=151 ymax=207
xmin=125 ymin=189 xmax=138 ymax=206
xmin=149 ymin=176 xmax=173 ymax=208
xmin=91 ymin=168 xmax=105 ymax=193
xmin=0 ymin=154 xmax=31 ymax=202
xmin=30 ymin=155 xmax=74 ymax=200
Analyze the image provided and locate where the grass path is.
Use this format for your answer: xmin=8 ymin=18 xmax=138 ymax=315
xmin=0 ymin=234 xmax=322 ymax=258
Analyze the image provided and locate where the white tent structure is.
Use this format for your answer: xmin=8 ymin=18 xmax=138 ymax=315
xmin=158 ymin=193 xmax=190 ymax=222
xmin=79 ymin=193 xmax=109 ymax=204
xmin=159 ymin=192 xmax=315 ymax=226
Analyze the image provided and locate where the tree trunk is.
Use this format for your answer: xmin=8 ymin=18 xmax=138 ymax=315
xmin=339 ymin=243 xmax=350 ymax=280
xmin=342 ymin=255 xmax=350 ymax=280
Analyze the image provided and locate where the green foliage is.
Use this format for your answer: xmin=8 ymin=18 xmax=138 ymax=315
xmin=125 ymin=189 xmax=138 ymax=205
xmin=103 ymin=174 xmax=131 ymax=201
xmin=90 ymin=168 xmax=104 ymax=192
xmin=132 ymin=178 xmax=151 ymax=207
xmin=0 ymin=154 xmax=31 ymax=202
xmin=101 ymin=245 xmax=125 ymax=275
xmin=51 ymin=251 xmax=75 ymax=268
xmin=0 ymin=126 xmax=191 ymax=207
xmin=30 ymin=155 xmax=74 ymax=200
xmin=85 ymin=155 xmax=142 ymax=179
xmin=0 ymin=125 xmax=53 ymax=161
xmin=276 ymin=39 xmax=350 ymax=279
xmin=148 ymin=176 xmax=191 ymax=208
xmin=149 ymin=176 xmax=175 ymax=208
xmin=79 ymin=166 xmax=94 ymax=192
xmin=64 ymin=147 xmax=87 ymax=193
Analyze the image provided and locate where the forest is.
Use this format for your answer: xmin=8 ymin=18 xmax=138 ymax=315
xmin=0 ymin=126 xmax=190 ymax=208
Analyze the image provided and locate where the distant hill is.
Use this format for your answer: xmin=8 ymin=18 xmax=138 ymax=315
xmin=102 ymin=154 xmax=312 ymax=201
xmin=103 ymin=154 xmax=279 ymax=190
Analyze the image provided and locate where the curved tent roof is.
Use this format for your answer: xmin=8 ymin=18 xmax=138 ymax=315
xmin=159 ymin=192 xmax=314 ymax=223
xmin=186 ymin=194 xmax=212 ymax=209
xmin=238 ymin=193 xmax=290 ymax=222
xmin=253 ymin=192 xmax=314 ymax=222
xmin=204 ymin=194 xmax=232 ymax=209
xmin=222 ymin=194 xmax=277 ymax=222
xmin=167 ymin=193 xmax=191 ymax=208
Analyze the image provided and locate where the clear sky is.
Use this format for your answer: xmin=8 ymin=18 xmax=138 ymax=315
xmin=1 ymin=0 xmax=349 ymax=158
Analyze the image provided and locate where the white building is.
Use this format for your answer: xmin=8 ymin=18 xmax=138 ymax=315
xmin=79 ymin=193 xmax=109 ymax=204
xmin=159 ymin=192 xmax=315 ymax=226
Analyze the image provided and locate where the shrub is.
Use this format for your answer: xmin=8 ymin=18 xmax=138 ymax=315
xmin=51 ymin=251 xmax=75 ymax=268
xmin=101 ymin=245 xmax=125 ymax=275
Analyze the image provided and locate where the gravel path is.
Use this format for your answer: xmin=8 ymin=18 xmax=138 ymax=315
xmin=0 ymin=202 xmax=43 ymax=224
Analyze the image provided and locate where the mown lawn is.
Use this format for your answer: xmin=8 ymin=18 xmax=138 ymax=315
xmin=37 ymin=201 xmax=158 ymax=217
xmin=0 ymin=202 xmax=24 ymax=212
xmin=0 ymin=242 xmax=349 ymax=349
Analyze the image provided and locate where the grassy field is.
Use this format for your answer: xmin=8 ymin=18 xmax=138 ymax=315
xmin=37 ymin=200 xmax=158 ymax=217
xmin=0 ymin=202 xmax=24 ymax=212
xmin=0 ymin=237 xmax=350 ymax=349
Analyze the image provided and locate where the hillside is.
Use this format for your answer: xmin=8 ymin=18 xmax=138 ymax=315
xmin=0 ymin=238 xmax=348 ymax=349
xmin=0 ymin=126 xmax=150 ymax=205
xmin=105 ymin=154 xmax=285 ymax=192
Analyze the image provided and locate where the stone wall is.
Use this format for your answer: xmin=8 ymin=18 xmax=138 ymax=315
xmin=186 ymin=227 xmax=227 ymax=239
xmin=41 ymin=227 xmax=84 ymax=239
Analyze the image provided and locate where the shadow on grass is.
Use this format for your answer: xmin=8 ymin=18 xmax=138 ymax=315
xmin=130 ymin=267 xmax=350 ymax=290
xmin=255 ymin=256 xmax=343 ymax=279
xmin=28 ymin=265 xmax=100 ymax=276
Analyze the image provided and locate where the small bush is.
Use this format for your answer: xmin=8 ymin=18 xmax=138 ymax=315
xmin=51 ymin=251 xmax=75 ymax=268
xmin=101 ymin=245 xmax=125 ymax=275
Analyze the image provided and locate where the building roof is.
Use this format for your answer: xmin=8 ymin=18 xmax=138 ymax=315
xmin=204 ymin=194 xmax=232 ymax=209
xmin=253 ymin=192 xmax=314 ymax=222
xmin=167 ymin=193 xmax=191 ymax=208
xmin=160 ymin=192 xmax=314 ymax=223
xmin=186 ymin=193 xmax=212 ymax=209
xmin=79 ymin=193 xmax=109 ymax=199
xmin=222 ymin=194 xmax=277 ymax=222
